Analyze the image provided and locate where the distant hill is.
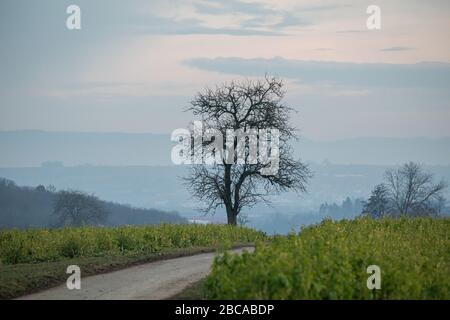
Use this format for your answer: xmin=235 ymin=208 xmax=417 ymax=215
xmin=0 ymin=130 xmax=450 ymax=167
xmin=0 ymin=178 xmax=186 ymax=229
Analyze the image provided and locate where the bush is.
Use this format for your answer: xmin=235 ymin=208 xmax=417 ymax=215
xmin=204 ymin=217 xmax=450 ymax=299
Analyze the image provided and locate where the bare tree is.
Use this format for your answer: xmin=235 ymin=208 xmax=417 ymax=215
xmin=53 ymin=190 xmax=108 ymax=227
xmin=384 ymin=162 xmax=447 ymax=217
xmin=182 ymin=77 xmax=311 ymax=225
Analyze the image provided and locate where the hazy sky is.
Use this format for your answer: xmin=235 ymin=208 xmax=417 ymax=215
xmin=1 ymin=0 xmax=449 ymax=140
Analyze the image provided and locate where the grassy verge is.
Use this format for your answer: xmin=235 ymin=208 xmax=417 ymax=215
xmin=0 ymin=243 xmax=253 ymax=300
xmin=168 ymin=278 xmax=207 ymax=300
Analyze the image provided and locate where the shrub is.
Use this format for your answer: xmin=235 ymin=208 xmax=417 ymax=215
xmin=204 ymin=217 xmax=450 ymax=299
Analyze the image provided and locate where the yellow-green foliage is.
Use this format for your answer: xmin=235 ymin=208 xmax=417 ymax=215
xmin=0 ymin=224 xmax=265 ymax=264
xmin=204 ymin=217 xmax=450 ymax=299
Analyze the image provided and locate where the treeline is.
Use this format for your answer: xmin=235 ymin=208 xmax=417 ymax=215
xmin=0 ymin=178 xmax=186 ymax=229
xmin=318 ymin=162 xmax=449 ymax=220
xmin=319 ymin=197 xmax=364 ymax=219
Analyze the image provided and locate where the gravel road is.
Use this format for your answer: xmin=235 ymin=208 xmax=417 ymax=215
xmin=17 ymin=247 xmax=253 ymax=300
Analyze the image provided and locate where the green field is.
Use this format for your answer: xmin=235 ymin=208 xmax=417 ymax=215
xmin=0 ymin=224 xmax=264 ymax=298
xmin=0 ymin=224 xmax=265 ymax=265
xmin=203 ymin=217 xmax=450 ymax=299
xmin=2 ymin=218 xmax=449 ymax=300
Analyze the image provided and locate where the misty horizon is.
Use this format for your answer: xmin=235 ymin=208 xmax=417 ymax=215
xmin=1 ymin=130 xmax=450 ymax=168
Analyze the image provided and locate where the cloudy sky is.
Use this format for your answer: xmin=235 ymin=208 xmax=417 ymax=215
xmin=1 ymin=0 xmax=449 ymax=140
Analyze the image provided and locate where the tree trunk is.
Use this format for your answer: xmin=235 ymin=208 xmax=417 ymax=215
xmin=226 ymin=207 xmax=237 ymax=225
xmin=223 ymin=163 xmax=237 ymax=225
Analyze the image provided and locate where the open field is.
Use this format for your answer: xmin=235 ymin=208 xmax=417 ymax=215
xmin=2 ymin=218 xmax=449 ymax=300
xmin=0 ymin=224 xmax=265 ymax=264
xmin=0 ymin=224 xmax=264 ymax=299
xmin=203 ymin=217 xmax=450 ymax=300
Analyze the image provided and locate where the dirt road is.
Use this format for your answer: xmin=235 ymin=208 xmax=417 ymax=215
xmin=17 ymin=247 xmax=253 ymax=300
